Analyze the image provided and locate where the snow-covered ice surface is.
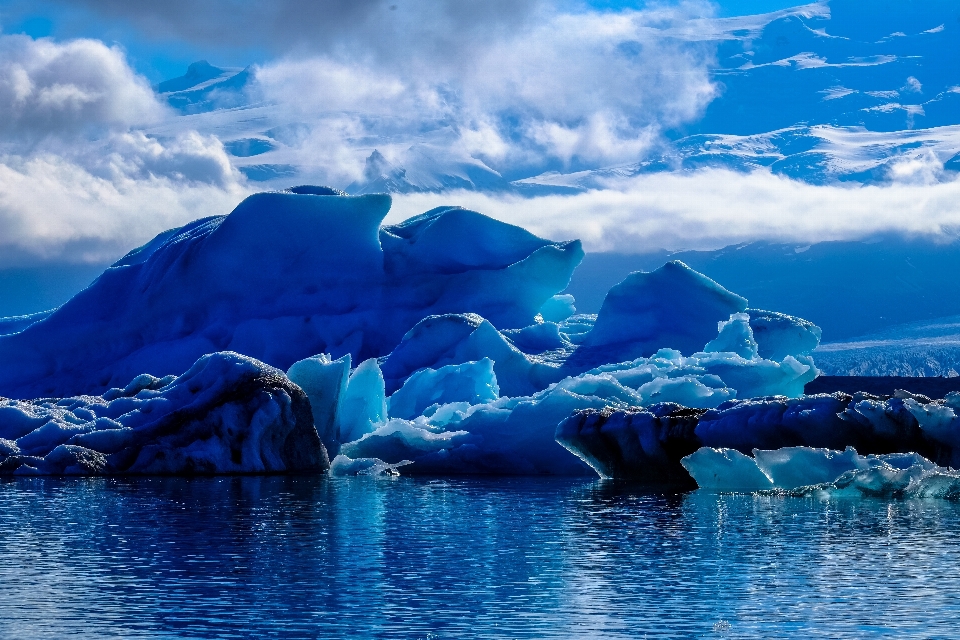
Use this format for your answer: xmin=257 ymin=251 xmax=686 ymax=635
xmin=0 ymin=351 xmax=328 ymax=476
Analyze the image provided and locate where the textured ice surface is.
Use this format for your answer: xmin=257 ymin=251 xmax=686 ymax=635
xmin=680 ymin=445 xmax=960 ymax=499
xmin=387 ymin=358 xmax=499 ymax=421
xmin=0 ymin=352 xmax=328 ymax=475
xmin=556 ymin=405 xmax=702 ymax=483
xmin=329 ymin=454 xmax=411 ymax=476
xmin=0 ymin=192 xmax=582 ymax=398
xmin=336 ymin=359 xmax=388 ymax=446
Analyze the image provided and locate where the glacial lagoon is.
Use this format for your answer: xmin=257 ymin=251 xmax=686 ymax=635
xmin=2 ymin=475 xmax=959 ymax=639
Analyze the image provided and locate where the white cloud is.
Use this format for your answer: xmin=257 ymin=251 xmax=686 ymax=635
xmin=249 ymin=3 xmax=718 ymax=173
xmin=0 ymin=35 xmax=166 ymax=138
xmin=388 ymin=169 xmax=960 ymax=253
xmin=0 ymin=152 xmax=249 ymax=266
xmin=0 ymin=35 xmax=248 ymax=266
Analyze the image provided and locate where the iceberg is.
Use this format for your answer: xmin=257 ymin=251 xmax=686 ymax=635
xmin=0 ymin=191 xmax=582 ymax=399
xmin=561 ymin=390 xmax=960 ymax=483
xmin=286 ymin=353 xmax=350 ymax=456
xmin=581 ymin=261 xmax=747 ymax=360
xmin=0 ymin=351 xmax=328 ymax=475
xmin=0 ymin=187 xmax=847 ymax=478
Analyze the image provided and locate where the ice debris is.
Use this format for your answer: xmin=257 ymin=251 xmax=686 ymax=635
xmin=0 ymin=352 xmax=328 ymax=475
xmin=680 ymin=446 xmax=960 ymax=500
xmin=581 ymin=262 xmax=747 ymax=359
xmin=559 ymin=391 xmax=960 ymax=482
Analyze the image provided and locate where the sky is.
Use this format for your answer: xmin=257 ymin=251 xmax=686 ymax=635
xmin=0 ymin=0 xmax=958 ymax=288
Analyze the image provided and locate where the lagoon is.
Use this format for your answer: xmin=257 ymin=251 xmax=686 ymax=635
xmin=1 ymin=476 xmax=958 ymax=639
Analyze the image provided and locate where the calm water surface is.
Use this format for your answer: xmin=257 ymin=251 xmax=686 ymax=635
xmin=0 ymin=475 xmax=958 ymax=639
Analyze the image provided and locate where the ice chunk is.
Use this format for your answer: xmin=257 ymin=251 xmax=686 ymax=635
xmin=501 ymin=321 xmax=567 ymax=353
xmin=636 ymin=376 xmax=736 ymax=409
xmin=753 ymin=446 xmax=862 ymax=488
xmin=747 ymin=309 xmax=821 ymax=360
xmin=582 ymin=261 xmax=747 ymax=358
xmin=904 ymin=398 xmax=960 ymax=446
xmin=538 ymin=294 xmax=576 ymax=323
xmin=704 ymin=313 xmax=758 ymax=359
xmin=329 ymin=454 xmax=411 ymax=476
xmin=337 ymin=359 xmax=388 ymax=444
xmin=387 ymin=358 xmax=499 ymax=420
xmin=0 ymin=352 xmax=328 ymax=475
xmin=680 ymin=448 xmax=775 ymax=492
xmin=682 ymin=444 xmax=960 ymax=498
xmin=695 ymin=352 xmax=817 ymax=399
xmin=340 ymin=372 xmax=660 ymax=476
xmin=286 ymin=353 xmax=350 ymax=456
xmin=341 ymin=420 xmax=474 ymax=462
xmin=556 ymin=405 xmax=702 ymax=483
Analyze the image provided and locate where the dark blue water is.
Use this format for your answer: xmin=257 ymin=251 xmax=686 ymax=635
xmin=1 ymin=476 xmax=959 ymax=639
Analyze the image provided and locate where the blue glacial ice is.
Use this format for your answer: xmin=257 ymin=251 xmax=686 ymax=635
xmin=0 ymin=191 xmax=582 ymax=399
xmin=0 ymin=188 xmax=863 ymax=477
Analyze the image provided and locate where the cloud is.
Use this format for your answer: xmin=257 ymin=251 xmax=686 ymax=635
xmin=0 ymin=151 xmax=249 ymax=267
xmin=22 ymin=0 xmax=545 ymax=63
xmin=387 ymin=169 xmax=960 ymax=253
xmin=0 ymin=34 xmax=165 ymax=139
xmin=249 ymin=3 xmax=719 ymax=174
xmin=0 ymin=35 xmax=247 ymax=266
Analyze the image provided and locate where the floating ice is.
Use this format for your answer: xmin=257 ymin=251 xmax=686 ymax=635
xmin=0 ymin=352 xmax=328 ymax=475
xmin=555 ymin=405 xmax=702 ymax=483
xmin=337 ymin=359 xmax=388 ymax=445
xmin=704 ymin=313 xmax=758 ymax=359
xmin=380 ymin=313 xmax=556 ymax=398
xmin=747 ymin=309 xmax=822 ymax=361
xmin=560 ymin=390 xmax=960 ymax=483
xmin=329 ymin=454 xmax=411 ymax=477
xmin=680 ymin=445 xmax=960 ymax=499
xmin=678 ymin=447 xmax=775 ymax=492
xmin=0 ymin=188 xmax=848 ymax=478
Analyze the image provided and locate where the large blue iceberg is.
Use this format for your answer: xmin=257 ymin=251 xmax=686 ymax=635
xmin=0 ymin=188 xmax=834 ymax=477
xmin=0 ymin=190 xmax=581 ymax=399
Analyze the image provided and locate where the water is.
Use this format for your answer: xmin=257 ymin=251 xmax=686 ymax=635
xmin=1 ymin=476 xmax=959 ymax=639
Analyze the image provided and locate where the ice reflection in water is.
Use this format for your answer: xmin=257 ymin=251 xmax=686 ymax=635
xmin=1 ymin=476 xmax=959 ymax=638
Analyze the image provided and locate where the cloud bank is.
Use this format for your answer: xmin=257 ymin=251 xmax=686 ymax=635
xmin=389 ymin=169 xmax=960 ymax=253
